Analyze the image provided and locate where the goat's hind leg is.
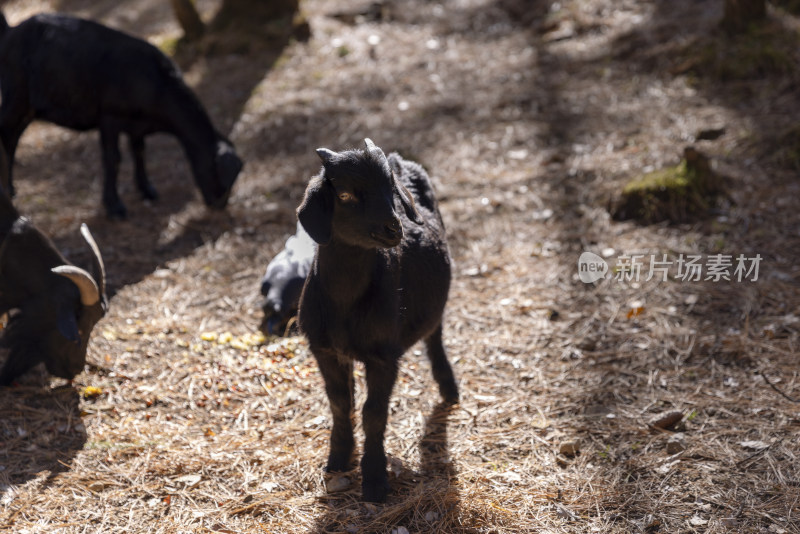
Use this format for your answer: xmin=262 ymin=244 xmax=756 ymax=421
xmin=315 ymin=351 xmax=355 ymax=473
xmin=129 ymin=135 xmax=158 ymax=201
xmin=425 ymin=324 xmax=459 ymax=404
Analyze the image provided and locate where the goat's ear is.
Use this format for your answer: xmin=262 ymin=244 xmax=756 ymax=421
xmin=216 ymin=141 xmax=243 ymax=189
xmin=396 ymin=180 xmax=423 ymax=225
xmin=56 ymin=303 xmax=80 ymax=344
xmin=297 ymin=176 xmax=334 ymax=245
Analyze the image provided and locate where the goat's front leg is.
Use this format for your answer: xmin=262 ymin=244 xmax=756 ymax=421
xmin=99 ymin=123 xmax=126 ymax=219
xmin=129 ymin=135 xmax=158 ymax=201
xmin=0 ymin=350 xmax=41 ymax=387
xmin=315 ymin=351 xmax=355 ymax=473
xmin=361 ymin=356 xmax=399 ymax=502
xmin=0 ymin=95 xmax=32 ymax=198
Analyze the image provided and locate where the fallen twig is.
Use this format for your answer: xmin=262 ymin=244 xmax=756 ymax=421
xmin=758 ymin=369 xmax=800 ymax=403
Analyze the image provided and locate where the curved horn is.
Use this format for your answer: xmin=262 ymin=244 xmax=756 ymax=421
xmin=80 ymin=223 xmax=106 ymax=298
xmin=52 ymin=265 xmax=100 ymax=306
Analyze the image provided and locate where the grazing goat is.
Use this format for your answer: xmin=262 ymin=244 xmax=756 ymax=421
xmin=260 ymin=221 xmax=315 ymax=336
xmin=0 ymin=178 xmax=107 ymax=385
xmin=0 ymin=11 xmax=243 ymax=219
xmin=297 ymin=139 xmax=459 ymax=502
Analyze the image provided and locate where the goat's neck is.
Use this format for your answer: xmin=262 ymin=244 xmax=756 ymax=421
xmin=167 ymin=88 xmax=219 ymax=155
xmin=315 ymin=241 xmax=382 ymax=304
xmin=173 ymin=116 xmax=217 ymax=155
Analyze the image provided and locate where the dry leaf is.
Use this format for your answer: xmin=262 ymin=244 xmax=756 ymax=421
xmin=649 ymin=411 xmax=684 ymax=430
xmin=82 ymin=386 xmax=103 ymax=400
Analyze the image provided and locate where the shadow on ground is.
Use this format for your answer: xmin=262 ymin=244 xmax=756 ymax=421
xmin=0 ymin=384 xmax=86 ymax=496
xmin=307 ymin=401 xmax=461 ymax=533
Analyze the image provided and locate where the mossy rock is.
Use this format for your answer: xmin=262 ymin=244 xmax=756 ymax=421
xmin=612 ymin=147 xmax=723 ymax=224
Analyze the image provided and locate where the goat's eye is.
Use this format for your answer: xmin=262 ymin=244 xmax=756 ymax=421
xmin=338 ymin=192 xmax=356 ymax=203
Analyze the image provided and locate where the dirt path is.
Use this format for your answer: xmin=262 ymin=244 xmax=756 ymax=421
xmin=1 ymin=0 xmax=799 ymax=532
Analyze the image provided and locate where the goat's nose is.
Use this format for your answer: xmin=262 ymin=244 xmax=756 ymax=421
xmin=385 ymin=219 xmax=402 ymax=236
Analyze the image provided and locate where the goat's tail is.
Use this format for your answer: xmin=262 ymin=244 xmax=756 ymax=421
xmin=0 ymin=12 xmax=8 ymax=38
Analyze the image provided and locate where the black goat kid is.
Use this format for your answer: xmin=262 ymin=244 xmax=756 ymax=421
xmin=297 ymin=139 xmax=459 ymax=502
xmin=0 ymin=12 xmax=242 ymax=219
xmin=0 ymin=186 xmax=107 ymax=385
xmin=259 ymin=222 xmax=315 ymax=336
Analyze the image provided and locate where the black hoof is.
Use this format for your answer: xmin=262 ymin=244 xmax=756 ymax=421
xmin=439 ymin=381 xmax=460 ymax=405
xmin=362 ymin=477 xmax=390 ymax=503
xmin=105 ymin=205 xmax=128 ymax=220
xmin=326 ymin=449 xmax=354 ymax=473
xmin=140 ymin=185 xmax=159 ymax=201
xmin=104 ymin=195 xmax=128 ymax=219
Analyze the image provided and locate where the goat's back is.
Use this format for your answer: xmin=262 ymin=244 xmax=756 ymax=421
xmin=0 ymin=218 xmax=66 ymax=318
xmin=390 ymin=155 xmax=451 ymax=350
xmin=388 ymin=154 xmax=442 ymax=224
xmin=0 ymin=14 xmax=188 ymax=131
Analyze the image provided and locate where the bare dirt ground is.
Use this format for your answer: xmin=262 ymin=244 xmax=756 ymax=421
xmin=1 ymin=0 xmax=800 ymax=532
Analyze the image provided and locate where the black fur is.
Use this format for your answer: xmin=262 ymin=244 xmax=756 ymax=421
xmin=297 ymin=139 xmax=459 ymax=502
xmin=0 ymin=181 xmax=107 ymax=385
xmin=260 ymin=222 xmax=315 ymax=336
xmin=0 ymin=11 xmax=242 ymax=218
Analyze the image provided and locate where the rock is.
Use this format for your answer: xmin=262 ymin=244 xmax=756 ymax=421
xmin=666 ymin=435 xmax=686 ymax=455
xmin=649 ymin=411 xmax=684 ymax=430
xmin=88 ymin=481 xmax=107 ymax=492
xmin=425 ymin=510 xmax=440 ymax=522
xmin=559 ymin=440 xmax=581 ymax=457
xmin=612 ymin=146 xmax=723 ymax=224
xmin=325 ymin=475 xmax=351 ymax=493
xmin=689 ymin=514 xmax=708 ymax=526
xmin=696 ymin=127 xmax=726 ymax=141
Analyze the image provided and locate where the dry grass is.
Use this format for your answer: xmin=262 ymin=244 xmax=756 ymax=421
xmin=2 ymin=0 xmax=800 ymax=532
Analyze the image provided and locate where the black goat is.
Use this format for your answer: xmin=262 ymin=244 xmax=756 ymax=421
xmin=297 ymin=139 xmax=459 ymax=502
xmin=0 ymin=11 xmax=243 ymax=219
xmin=0 ymin=180 xmax=107 ymax=385
xmin=260 ymin=222 xmax=315 ymax=336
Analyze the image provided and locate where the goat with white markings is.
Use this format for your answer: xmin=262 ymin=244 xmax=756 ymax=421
xmin=0 ymin=11 xmax=242 ymax=219
xmin=260 ymin=221 xmax=315 ymax=336
xmin=297 ymin=139 xmax=459 ymax=502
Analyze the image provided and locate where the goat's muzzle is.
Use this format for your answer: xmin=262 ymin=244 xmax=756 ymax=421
xmin=370 ymin=220 xmax=403 ymax=248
